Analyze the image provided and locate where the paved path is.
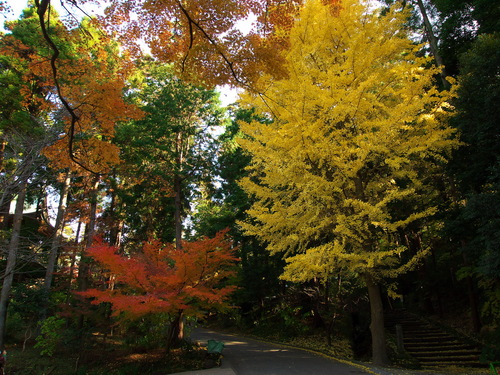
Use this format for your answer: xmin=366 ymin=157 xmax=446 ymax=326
xmin=173 ymin=329 xmax=489 ymax=375
xmin=182 ymin=328 xmax=383 ymax=375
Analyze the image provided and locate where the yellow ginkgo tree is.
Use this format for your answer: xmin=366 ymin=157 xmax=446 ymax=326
xmin=238 ymin=0 xmax=458 ymax=365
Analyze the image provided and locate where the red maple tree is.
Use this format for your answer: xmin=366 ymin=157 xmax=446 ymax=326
xmin=80 ymin=230 xmax=238 ymax=327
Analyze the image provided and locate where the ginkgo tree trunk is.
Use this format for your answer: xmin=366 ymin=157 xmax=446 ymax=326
xmin=238 ymin=0 xmax=458 ymax=366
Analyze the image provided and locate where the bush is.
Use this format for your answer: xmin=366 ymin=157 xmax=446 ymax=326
xmin=121 ymin=314 xmax=171 ymax=350
xmin=34 ymin=316 xmax=66 ymax=356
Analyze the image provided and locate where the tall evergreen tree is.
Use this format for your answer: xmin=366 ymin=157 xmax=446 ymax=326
xmin=114 ymin=64 xmax=225 ymax=246
xmin=191 ymin=107 xmax=286 ymax=325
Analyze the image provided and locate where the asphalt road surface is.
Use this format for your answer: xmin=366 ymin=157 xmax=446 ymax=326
xmin=188 ymin=328 xmax=375 ymax=375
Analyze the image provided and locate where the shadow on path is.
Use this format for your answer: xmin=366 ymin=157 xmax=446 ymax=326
xmin=188 ymin=328 xmax=373 ymax=375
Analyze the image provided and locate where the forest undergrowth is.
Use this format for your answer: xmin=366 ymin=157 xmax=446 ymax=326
xmin=4 ymin=335 xmax=213 ymax=375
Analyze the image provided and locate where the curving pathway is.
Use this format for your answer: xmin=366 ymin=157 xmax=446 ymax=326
xmin=184 ymin=328 xmax=381 ymax=375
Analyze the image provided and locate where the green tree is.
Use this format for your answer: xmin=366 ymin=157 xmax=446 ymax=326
xmin=238 ymin=0 xmax=458 ymax=365
xmin=0 ymin=4 xmax=61 ymax=348
xmin=447 ymin=33 xmax=500 ymax=333
xmin=0 ymin=4 xmax=57 ymax=224
xmin=431 ymin=0 xmax=500 ymax=76
xmin=114 ymin=63 xmax=225 ymax=246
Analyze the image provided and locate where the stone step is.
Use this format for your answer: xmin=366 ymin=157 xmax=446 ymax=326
xmin=422 ymin=362 xmax=485 ymax=369
xmin=403 ymin=335 xmax=462 ymax=344
xmin=399 ymin=328 xmax=436 ymax=334
xmin=403 ymin=329 xmax=453 ymax=340
xmin=385 ymin=318 xmax=422 ymax=326
xmin=385 ymin=309 xmax=482 ymax=369
xmin=410 ymin=350 xmax=481 ymax=359
xmin=415 ymin=356 xmax=480 ymax=367
xmin=404 ymin=343 xmax=479 ymax=352
xmin=388 ymin=325 xmax=443 ymax=333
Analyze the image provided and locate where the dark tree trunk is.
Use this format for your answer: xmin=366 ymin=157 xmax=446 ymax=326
xmin=166 ymin=310 xmax=184 ymax=351
xmin=413 ymin=0 xmax=450 ymax=89
xmin=0 ymin=194 xmax=12 ymax=231
xmin=365 ymin=273 xmax=390 ymax=366
xmin=174 ymin=129 xmax=185 ymax=251
xmin=66 ymin=220 xmax=82 ymax=303
xmin=77 ymin=176 xmax=100 ymax=331
xmin=107 ymin=182 xmax=124 ymax=248
xmin=0 ymin=136 xmax=11 ymax=228
xmin=174 ymin=174 xmax=183 ymax=251
xmin=461 ymin=250 xmax=481 ymax=332
xmin=0 ymin=137 xmax=5 ymax=173
xmin=465 ymin=275 xmax=481 ymax=333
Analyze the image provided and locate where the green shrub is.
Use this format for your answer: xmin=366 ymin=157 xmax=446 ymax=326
xmin=34 ymin=316 xmax=66 ymax=357
xmin=121 ymin=313 xmax=171 ymax=350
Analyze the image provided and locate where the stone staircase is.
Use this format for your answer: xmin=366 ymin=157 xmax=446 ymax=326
xmin=385 ymin=309 xmax=483 ymax=369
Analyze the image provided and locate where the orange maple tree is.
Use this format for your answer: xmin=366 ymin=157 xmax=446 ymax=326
xmin=80 ymin=230 xmax=238 ymax=320
xmin=12 ymin=1 xmax=141 ymax=175
xmin=100 ymin=0 xmax=260 ymax=86
xmin=39 ymin=20 xmax=142 ymax=175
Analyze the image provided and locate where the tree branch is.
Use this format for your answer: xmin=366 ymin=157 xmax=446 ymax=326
xmin=175 ymin=0 xmax=250 ymax=89
xmin=34 ymin=0 xmax=100 ymax=175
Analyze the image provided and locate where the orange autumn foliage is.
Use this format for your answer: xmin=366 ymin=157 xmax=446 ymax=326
xmin=3 ymin=6 xmax=142 ymax=175
xmin=39 ymin=27 xmax=142 ymax=174
xmin=101 ymin=0 xmax=261 ymax=86
xmin=98 ymin=0 xmax=330 ymax=87
xmin=80 ymin=230 xmax=239 ymax=319
xmin=30 ymin=0 xmax=343 ymax=117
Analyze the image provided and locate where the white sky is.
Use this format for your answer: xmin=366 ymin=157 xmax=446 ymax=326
xmin=2 ymin=0 xmax=28 ymax=21
xmin=2 ymin=0 xmax=105 ymax=22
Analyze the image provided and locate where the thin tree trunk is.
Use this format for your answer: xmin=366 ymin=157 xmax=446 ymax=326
xmin=111 ymin=220 xmax=124 ymax=248
xmin=0 ymin=177 xmax=28 ymax=349
xmin=174 ymin=174 xmax=183 ymax=251
xmin=0 ymin=137 xmax=8 ymax=230
xmin=461 ymin=248 xmax=481 ymax=332
xmin=66 ymin=220 xmax=82 ymax=303
xmin=107 ymin=186 xmax=124 ymax=248
xmin=365 ymin=273 xmax=389 ymax=366
xmin=77 ymin=176 xmax=100 ymax=331
xmin=413 ymin=0 xmax=450 ymax=89
xmin=40 ymin=171 xmax=71 ymax=319
xmin=174 ymin=131 xmax=184 ymax=251
xmin=465 ymin=275 xmax=481 ymax=332
xmin=77 ymin=176 xmax=99 ymax=293
xmin=167 ymin=310 xmax=184 ymax=351
xmin=0 ymin=194 xmax=12 ymax=231
xmin=324 ymin=279 xmax=333 ymax=347
xmin=0 ymin=137 xmax=5 ymax=173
